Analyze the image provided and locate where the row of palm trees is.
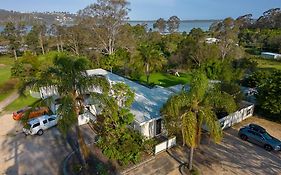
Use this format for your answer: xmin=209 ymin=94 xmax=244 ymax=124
xmin=21 ymin=53 xmax=235 ymax=171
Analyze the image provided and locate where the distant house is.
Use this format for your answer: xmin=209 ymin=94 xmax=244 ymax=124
xmin=0 ymin=45 xmax=8 ymax=54
xmin=261 ymin=52 xmax=281 ymax=60
xmin=205 ymin=37 xmax=219 ymax=44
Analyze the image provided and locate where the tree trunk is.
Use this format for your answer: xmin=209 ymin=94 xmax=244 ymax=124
xmin=13 ymin=49 xmax=17 ymax=60
xmin=39 ymin=33 xmax=45 ymax=55
xmin=59 ymin=36 xmax=64 ymax=52
xmin=146 ymin=63 xmax=150 ymax=84
xmin=182 ymin=127 xmax=185 ymax=146
xmin=188 ymin=147 xmax=194 ymax=171
xmin=75 ymin=125 xmax=90 ymax=167
xmin=56 ymin=43 xmax=60 ymax=52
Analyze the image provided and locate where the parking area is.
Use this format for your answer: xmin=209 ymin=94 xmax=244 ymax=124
xmin=125 ymin=116 xmax=281 ymax=175
xmin=194 ymin=116 xmax=281 ymax=175
xmin=0 ymin=113 xmax=71 ymax=175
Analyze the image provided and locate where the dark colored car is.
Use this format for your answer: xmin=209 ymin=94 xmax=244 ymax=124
xmin=238 ymin=124 xmax=281 ymax=151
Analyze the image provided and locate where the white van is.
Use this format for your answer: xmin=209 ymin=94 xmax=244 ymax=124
xmin=23 ymin=115 xmax=58 ymax=136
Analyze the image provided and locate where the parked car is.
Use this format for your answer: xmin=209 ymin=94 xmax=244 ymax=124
xmin=23 ymin=115 xmax=58 ymax=136
xmin=13 ymin=107 xmax=49 ymax=121
xmin=238 ymin=123 xmax=281 ymax=151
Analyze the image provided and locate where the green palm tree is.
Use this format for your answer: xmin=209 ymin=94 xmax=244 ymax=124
xmin=161 ymin=72 xmax=236 ymax=171
xmin=137 ymin=43 xmax=166 ymax=84
xmin=20 ymin=53 xmax=109 ymax=166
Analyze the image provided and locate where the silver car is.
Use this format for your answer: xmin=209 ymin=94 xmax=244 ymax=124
xmin=23 ymin=115 xmax=58 ymax=136
xmin=238 ymin=124 xmax=281 ymax=151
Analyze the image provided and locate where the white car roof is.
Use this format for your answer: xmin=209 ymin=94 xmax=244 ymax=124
xmin=28 ymin=115 xmax=57 ymax=125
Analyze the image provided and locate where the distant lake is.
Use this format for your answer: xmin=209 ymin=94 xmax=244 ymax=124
xmin=0 ymin=20 xmax=218 ymax=33
xmin=128 ymin=20 xmax=218 ymax=33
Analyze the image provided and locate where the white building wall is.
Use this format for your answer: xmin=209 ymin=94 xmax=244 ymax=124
xmin=140 ymin=120 xmax=156 ymax=138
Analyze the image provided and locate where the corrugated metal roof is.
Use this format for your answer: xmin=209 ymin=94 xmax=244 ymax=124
xmin=87 ymin=69 xmax=182 ymax=124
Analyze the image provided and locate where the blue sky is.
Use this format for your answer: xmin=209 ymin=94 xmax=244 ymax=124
xmin=1 ymin=0 xmax=280 ymax=20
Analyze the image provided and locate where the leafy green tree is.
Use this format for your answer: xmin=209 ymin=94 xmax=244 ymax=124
xmin=167 ymin=16 xmax=180 ymax=33
xmin=95 ymin=83 xmax=151 ymax=165
xmin=11 ymin=51 xmax=40 ymax=84
xmin=236 ymin=14 xmax=254 ymax=29
xmin=1 ymin=22 xmax=20 ymax=60
xmin=79 ymin=0 xmax=130 ymax=55
xmin=153 ymin=18 xmax=166 ymax=33
xmin=47 ymin=24 xmax=65 ymax=52
xmin=161 ymin=72 xmax=236 ymax=170
xmin=26 ymin=23 xmax=47 ymax=55
xmin=256 ymin=8 xmax=281 ymax=29
xmin=176 ymin=36 xmax=220 ymax=68
xmin=256 ymin=70 xmax=281 ymax=117
xmin=189 ymin=28 xmax=205 ymax=42
xmin=137 ymin=42 xmax=166 ymax=84
xmin=242 ymin=70 xmax=271 ymax=88
xmin=201 ymin=60 xmax=244 ymax=82
xmin=211 ymin=17 xmax=240 ymax=61
xmin=20 ymin=54 xmax=109 ymax=167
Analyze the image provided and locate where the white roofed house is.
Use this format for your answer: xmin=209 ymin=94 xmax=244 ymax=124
xmin=36 ymin=68 xmax=183 ymax=138
xmin=261 ymin=52 xmax=281 ymax=60
xmin=86 ymin=69 xmax=183 ymax=138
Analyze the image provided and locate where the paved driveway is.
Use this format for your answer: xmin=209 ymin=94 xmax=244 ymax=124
xmin=124 ymin=117 xmax=281 ymax=175
xmin=0 ymin=113 xmax=71 ymax=175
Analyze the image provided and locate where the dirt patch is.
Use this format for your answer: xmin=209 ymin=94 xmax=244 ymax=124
xmin=0 ymin=64 xmax=6 ymax=67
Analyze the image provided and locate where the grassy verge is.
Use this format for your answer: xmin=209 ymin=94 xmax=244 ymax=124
xmin=0 ymin=65 xmax=11 ymax=85
xmin=251 ymin=57 xmax=281 ymax=71
xmin=0 ymin=56 xmax=17 ymax=103
xmin=138 ymin=72 xmax=192 ymax=87
xmin=0 ymin=55 xmax=14 ymax=65
xmin=4 ymin=95 xmax=38 ymax=112
xmin=0 ymin=90 xmax=15 ymax=102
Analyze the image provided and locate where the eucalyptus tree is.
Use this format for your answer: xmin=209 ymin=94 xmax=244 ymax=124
xmin=20 ymin=54 xmax=109 ymax=167
xmin=26 ymin=23 xmax=47 ymax=55
xmin=78 ymin=0 xmax=130 ymax=55
xmin=167 ymin=16 xmax=180 ymax=33
xmin=1 ymin=22 xmax=20 ymax=60
xmin=161 ymin=72 xmax=236 ymax=170
xmin=137 ymin=42 xmax=166 ymax=84
xmin=210 ymin=17 xmax=239 ymax=61
xmin=153 ymin=18 xmax=166 ymax=33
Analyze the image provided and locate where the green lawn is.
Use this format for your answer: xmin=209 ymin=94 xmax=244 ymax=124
xmin=0 ymin=56 xmax=15 ymax=102
xmin=0 ymin=55 xmax=14 ymax=65
xmin=0 ymin=66 xmax=11 ymax=85
xmin=0 ymin=90 xmax=15 ymax=102
xmin=4 ymin=95 xmax=38 ymax=112
xmin=251 ymin=57 xmax=281 ymax=71
xmin=138 ymin=72 xmax=192 ymax=87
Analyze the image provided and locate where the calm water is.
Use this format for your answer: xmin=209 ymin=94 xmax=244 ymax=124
xmin=0 ymin=20 xmax=216 ymax=33
xmin=129 ymin=20 xmax=217 ymax=33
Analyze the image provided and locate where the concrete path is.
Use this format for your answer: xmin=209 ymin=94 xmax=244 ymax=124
xmin=0 ymin=91 xmax=19 ymax=112
xmin=0 ymin=113 xmax=71 ymax=175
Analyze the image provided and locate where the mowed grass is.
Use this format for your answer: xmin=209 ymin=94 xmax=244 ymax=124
xmin=4 ymin=95 xmax=38 ymax=112
xmin=0 ymin=56 xmax=15 ymax=102
xmin=251 ymin=57 xmax=281 ymax=71
xmin=0 ymin=66 xmax=11 ymax=85
xmin=0 ymin=55 xmax=14 ymax=65
xmin=139 ymin=72 xmax=192 ymax=87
